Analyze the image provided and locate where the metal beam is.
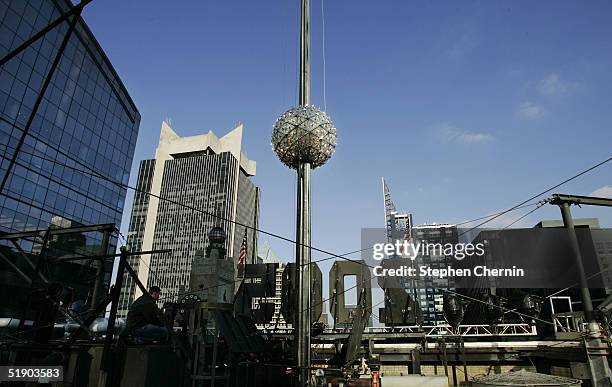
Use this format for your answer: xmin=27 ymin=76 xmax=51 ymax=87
xmin=90 ymin=229 xmax=111 ymax=310
xmin=18 ymin=228 xmax=52 ymax=330
xmin=0 ymin=250 xmax=33 ymax=285
xmin=0 ymin=0 xmax=93 ymax=67
xmin=124 ymin=260 xmax=148 ymax=296
xmin=9 ymin=240 xmax=49 ymax=283
xmin=550 ymin=193 xmax=612 ymax=208
xmin=0 ymin=10 xmax=81 ymax=196
xmin=65 ymin=289 xmax=115 ymax=345
xmin=98 ymin=247 xmax=128 ymax=387
xmin=49 ymin=248 xmax=171 ymax=263
xmin=0 ymin=223 xmax=116 ymax=240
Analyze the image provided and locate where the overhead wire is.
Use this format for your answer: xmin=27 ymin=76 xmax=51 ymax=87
xmin=457 ymin=154 xmax=612 ymax=237
xmin=455 ymin=203 xmax=539 ymax=227
xmin=1 ymin=136 xmax=611 ymax=332
xmin=544 ymin=266 xmax=612 ymax=300
xmin=5 ymin=142 xmax=609 ymax=276
xmin=2 ymin=143 xmax=612 ymax=318
xmin=0 ymin=143 xmax=370 ymax=268
xmin=0 ymin=141 xmax=543 ymax=273
xmin=502 ymin=200 xmax=548 ymax=229
xmin=2 ymin=0 xmax=609 ymax=346
xmin=6 ymin=218 xmax=607 ymax=343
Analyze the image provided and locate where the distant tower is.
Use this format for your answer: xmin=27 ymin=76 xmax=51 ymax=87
xmin=382 ymin=177 xmax=412 ymax=242
xmin=271 ymin=0 xmax=337 ymax=384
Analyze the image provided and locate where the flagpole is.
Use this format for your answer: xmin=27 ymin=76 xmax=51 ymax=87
xmin=237 ymin=227 xmax=248 ymax=314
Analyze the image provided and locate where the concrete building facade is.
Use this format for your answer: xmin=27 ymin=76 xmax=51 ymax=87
xmin=119 ymin=122 xmax=258 ymax=316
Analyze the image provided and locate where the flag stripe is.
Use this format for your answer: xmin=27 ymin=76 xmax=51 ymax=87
xmin=238 ymin=228 xmax=248 ymax=264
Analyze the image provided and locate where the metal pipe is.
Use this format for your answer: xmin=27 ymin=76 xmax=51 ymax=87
xmin=124 ymin=261 xmax=149 ymax=296
xmin=296 ymin=0 xmax=312 ymax=385
xmin=0 ymin=250 xmax=33 ymax=285
xmin=299 ymin=0 xmax=311 ymax=107
xmin=461 ymin=339 xmax=468 ymax=383
xmin=558 ymin=203 xmax=594 ymax=322
xmin=8 ymin=240 xmax=48 ymax=283
xmin=18 ymin=228 xmax=51 ymax=330
xmin=91 ymin=229 xmax=111 ymax=311
xmin=296 ymin=162 xmax=312 ymax=386
xmin=98 ymin=246 xmax=128 ymax=387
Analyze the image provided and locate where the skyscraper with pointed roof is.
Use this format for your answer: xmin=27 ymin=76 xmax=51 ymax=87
xmin=118 ymin=121 xmax=259 ymax=316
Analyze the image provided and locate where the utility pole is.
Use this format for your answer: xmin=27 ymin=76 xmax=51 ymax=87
xmin=549 ymin=194 xmax=612 ymax=386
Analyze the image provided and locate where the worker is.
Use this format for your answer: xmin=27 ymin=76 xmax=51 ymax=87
xmin=126 ymin=286 xmax=168 ymax=343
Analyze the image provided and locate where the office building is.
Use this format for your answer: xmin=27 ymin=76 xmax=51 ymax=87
xmin=253 ymin=243 xmax=290 ymax=331
xmin=118 ymin=122 xmax=258 ymax=316
xmin=0 ymin=0 xmax=140 ymax=287
xmin=381 ymin=178 xmax=455 ymax=325
xmin=411 ymin=223 xmax=458 ymax=325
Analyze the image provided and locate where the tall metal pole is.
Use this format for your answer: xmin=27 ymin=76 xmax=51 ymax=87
xmin=99 ymin=246 xmax=128 ymax=387
xmin=558 ymin=203 xmax=594 ymax=323
xmin=91 ymin=229 xmax=111 ymax=312
xmin=556 ymin=202 xmax=612 ymax=386
xmin=299 ymin=0 xmax=311 ymax=107
xmin=296 ymin=0 xmax=312 ymax=385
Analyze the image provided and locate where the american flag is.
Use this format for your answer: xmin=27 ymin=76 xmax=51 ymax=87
xmin=238 ymin=228 xmax=248 ymax=265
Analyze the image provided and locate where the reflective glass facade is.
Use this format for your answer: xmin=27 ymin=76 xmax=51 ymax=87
xmin=412 ymin=225 xmax=458 ymax=325
xmin=0 ymin=0 xmax=140 ymax=254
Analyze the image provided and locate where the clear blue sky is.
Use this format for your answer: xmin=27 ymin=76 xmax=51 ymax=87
xmin=82 ymin=1 xmax=612 ymax=291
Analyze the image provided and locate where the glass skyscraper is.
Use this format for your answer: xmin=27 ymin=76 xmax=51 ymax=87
xmin=411 ymin=224 xmax=459 ymax=325
xmin=0 ymin=0 xmax=140 ymax=263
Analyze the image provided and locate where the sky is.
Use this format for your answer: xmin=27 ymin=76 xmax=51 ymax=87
xmin=80 ymin=0 xmax=612 ymax=310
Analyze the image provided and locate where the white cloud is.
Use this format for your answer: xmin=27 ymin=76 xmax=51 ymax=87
xmin=448 ymin=30 xmax=479 ymax=59
xmin=538 ymin=73 xmax=576 ymax=97
xmin=436 ymin=123 xmax=493 ymax=144
xmin=590 ymin=186 xmax=612 ymax=198
xmin=516 ymin=101 xmax=547 ymax=119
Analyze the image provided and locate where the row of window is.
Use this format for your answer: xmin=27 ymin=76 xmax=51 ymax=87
xmin=0 ymin=192 xmax=116 ymax=238
xmin=4 ymin=171 xmax=120 ymax=228
xmin=0 ymin=26 xmax=136 ymax=161
xmin=0 ymin=0 xmax=60 ymax=58
xmin=0 ymin=129 xmax=128 ymax=211
xmin=0 ymin=83 xmax=134 ymax=179
xmin=0 ymin=0 xmax=137 ymax=258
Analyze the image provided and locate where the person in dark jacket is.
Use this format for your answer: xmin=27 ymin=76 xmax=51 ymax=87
xmin=126 ymin=286 xmax=168 ymax=342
